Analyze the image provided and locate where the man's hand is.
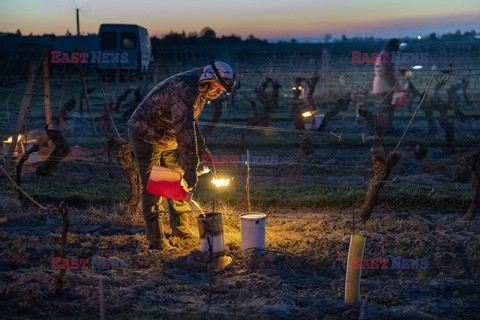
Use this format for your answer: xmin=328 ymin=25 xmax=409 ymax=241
xmin=183 ymin=168 xmax=198 ymax=190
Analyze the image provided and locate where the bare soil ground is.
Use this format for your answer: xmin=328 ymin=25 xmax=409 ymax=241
xmin=1 ymin=139 xmax=479 ymax=320
xmin=1 ymin=206 xmax=479 ymax=319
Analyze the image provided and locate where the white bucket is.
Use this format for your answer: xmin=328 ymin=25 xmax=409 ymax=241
xmin=239 ymin=212 xmax=267 ymax=250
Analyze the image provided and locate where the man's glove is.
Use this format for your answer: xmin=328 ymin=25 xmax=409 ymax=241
xmin=183 ymin=168 xmax=198 ymax=190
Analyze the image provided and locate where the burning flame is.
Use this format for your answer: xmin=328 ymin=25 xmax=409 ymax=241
xmin=212 ymin=178 xmax=230 ymax=187
xmin=302 ymin=111 xmax=313 ymax=118
xmin=4 ymin=134 xmax=24 ymax=144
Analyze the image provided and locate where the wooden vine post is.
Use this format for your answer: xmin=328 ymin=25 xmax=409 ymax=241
xmin=42 ymin=48 xmax=52 ymax=129
xmin=36 ymin=51 xmax=73 ymax=177
xmin=77 ymin=63 xmax=97 ymax=134
xmin=4 ymin=60 xmax=38 ymax=168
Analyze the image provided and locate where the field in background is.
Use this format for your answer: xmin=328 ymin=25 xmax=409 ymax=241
xmin=0 ymin=40 xmax=479 ymax=319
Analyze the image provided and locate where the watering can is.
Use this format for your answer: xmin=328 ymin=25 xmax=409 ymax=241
xmin=146 ymin=165 xmax=192 ymax=201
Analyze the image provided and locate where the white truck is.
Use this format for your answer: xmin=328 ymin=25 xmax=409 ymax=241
xmin=96 ymin=24 xmax=153 ymax=79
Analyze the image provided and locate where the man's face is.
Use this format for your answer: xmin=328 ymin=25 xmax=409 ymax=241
xmin=205 ymin=80 xmax=226 ymax=99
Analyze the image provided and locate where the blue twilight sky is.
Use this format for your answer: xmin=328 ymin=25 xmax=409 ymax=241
xmin=0 ymin=0 xmax=479 ymax=41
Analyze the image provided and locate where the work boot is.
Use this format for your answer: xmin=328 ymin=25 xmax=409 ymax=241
xmin=145 ymin=220 xmax=176 ymax=251
xmin=170 ymin=212 xmax=197 ymax=239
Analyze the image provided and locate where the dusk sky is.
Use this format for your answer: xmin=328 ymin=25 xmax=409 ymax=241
xmin=0 ymin=0 xmax=479 ymax=41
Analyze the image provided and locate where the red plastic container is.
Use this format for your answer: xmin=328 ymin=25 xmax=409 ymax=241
xmin=146 ymin=166 xmax=192 ymax=201
xmin=392 ymin=89 xmax=408 ymax=107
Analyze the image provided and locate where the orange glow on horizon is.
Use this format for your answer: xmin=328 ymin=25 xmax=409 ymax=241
xmin=0 ymin=1 xmax=478 ymax=40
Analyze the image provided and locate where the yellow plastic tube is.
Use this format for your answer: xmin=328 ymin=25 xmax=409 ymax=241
xmin=345 ymin=234 xmax=366 ymax=305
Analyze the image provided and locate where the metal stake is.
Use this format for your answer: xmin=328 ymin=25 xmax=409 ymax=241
xmin=352 ymin=192 xmax=355 ymax=236
xmin=246 ymin=149 xmax=251 ymax=212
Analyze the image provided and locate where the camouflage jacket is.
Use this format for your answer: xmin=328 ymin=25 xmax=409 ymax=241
xmin=128 ymin=68 xmax=208 ymax=171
